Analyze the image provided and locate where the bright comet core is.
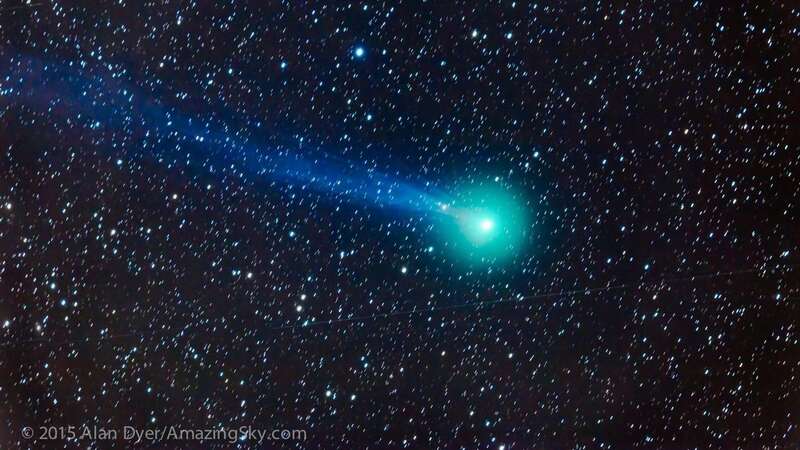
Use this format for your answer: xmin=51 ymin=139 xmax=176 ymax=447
xmin=479 ymin=218 xmax=495 ymax=232
xmin=437 ymin=183 xmax=529 ymax=264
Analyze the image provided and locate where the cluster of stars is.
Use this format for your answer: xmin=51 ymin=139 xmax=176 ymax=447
xmin=0 ymin=1 xmax=798 ymax=449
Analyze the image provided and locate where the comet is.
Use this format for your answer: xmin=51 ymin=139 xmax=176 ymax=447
xmin=3 ymin=54 xmax=528 ymax=262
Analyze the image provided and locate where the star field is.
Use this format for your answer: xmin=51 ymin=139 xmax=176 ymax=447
xmin=1 ymin=1 xmax=799 ymax=449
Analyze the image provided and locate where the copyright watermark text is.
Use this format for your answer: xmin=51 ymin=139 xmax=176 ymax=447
xmin=22 ymin=425 xmax=306 ymax=444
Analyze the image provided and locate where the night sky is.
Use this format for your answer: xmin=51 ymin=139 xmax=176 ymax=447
xmin=1 ymin=1 xmax=799 ymax=449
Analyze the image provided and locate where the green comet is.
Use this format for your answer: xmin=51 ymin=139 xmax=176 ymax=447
xmin=438 ymin=183 xmax=528 ymax=264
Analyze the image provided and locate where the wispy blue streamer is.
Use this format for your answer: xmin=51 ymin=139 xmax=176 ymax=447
xmin=1 ymin=54 xmax=448 ymax=214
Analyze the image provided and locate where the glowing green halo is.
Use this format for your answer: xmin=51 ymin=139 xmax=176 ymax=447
xmin=437 ymin=183 xmax=529 ymax=265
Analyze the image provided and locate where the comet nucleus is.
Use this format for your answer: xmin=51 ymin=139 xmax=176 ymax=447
xmin=439 ymin=183 xmax=529 ymax=264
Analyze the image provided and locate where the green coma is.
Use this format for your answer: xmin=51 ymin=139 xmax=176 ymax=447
xmin=438 ymin=183 xmax=529 ymax=265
